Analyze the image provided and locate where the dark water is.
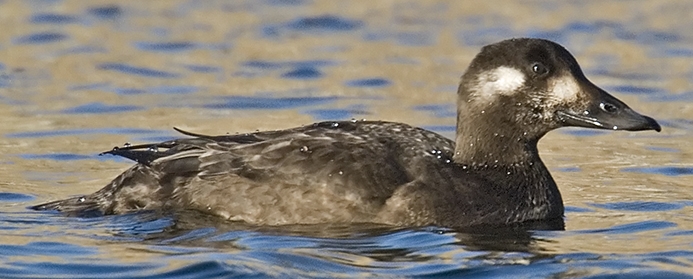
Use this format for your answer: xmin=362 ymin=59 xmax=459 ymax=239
xmin=0 ymin=1 xmax=692 ymax=278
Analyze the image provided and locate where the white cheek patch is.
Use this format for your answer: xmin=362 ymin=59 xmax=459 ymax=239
xmin=473 ymin=66 xmax=526 ymax=100
xmin=548 ymin=75 xmax=580 ymax=103
xmin=490 ymin=67 xmax=526 ymax=92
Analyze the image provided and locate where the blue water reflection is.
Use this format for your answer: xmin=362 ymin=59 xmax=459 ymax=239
xmin=62 ymin=102 xmax=143 ymax=114
xmin=135 ymin=42 xmax=197 ymax=52
xmin=6 ymin=128 xmax=162 ymax=138
xmin=622 ymin=166 xmax=693 ymax=176
xmin=98 ymin=63 xmax=181 ymax=78
xmin=87 ymin=5 xmax=123 ymax=20
xmin=204 ymin=95 xmax=339 ymax=110
xmin=263 ymin=15 xmax=362 ymax=38
xmin=14 ymin=32 xmax=68 ymax=44
xmin=30 ymin=13 xmax=79 ymax=24
xmin=344 ymin=78 xmax=391 ymax=87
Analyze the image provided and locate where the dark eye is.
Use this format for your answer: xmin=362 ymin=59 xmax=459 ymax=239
xmin=531 ymin=62 xmax=549 ymax=76
xmin=599 ymin=102 xmax=618 ymax=114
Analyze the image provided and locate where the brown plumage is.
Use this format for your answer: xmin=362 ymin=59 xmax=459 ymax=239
xmin=32 ymin=38 xmax=660 ymax=228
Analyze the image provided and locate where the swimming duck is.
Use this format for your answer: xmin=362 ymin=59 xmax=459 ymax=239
xmin=32 ymin=38 xmax=661 ymax=228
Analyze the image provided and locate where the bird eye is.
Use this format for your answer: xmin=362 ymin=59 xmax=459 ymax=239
xmin=531 ymin=62 xmax=549 ymax=76
xmin=599 ymin=102 xmax=618 ymax=114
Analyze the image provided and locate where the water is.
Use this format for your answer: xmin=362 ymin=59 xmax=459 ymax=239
xmin=0 ymin=0 xmax=692 ymax=277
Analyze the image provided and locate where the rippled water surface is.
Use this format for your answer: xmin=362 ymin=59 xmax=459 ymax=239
xmin=1 ymin=0 xmax=693 ymax=278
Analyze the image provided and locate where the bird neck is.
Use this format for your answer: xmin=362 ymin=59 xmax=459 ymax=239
xmin=452 ymin=102 xmax=539 ymax=167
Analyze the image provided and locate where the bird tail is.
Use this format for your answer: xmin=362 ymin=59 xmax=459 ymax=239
xmin=30 ymin=195 xmax=103 ymax=217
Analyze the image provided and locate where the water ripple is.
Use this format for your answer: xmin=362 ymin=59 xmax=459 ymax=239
xmin=262 ymin=15 xmax=363 ymax=38
xmin=588 ymin=201 xmax=685 ymax=212
xmin=0 ymin=193 xmax=34 ymax=203
xmin=344 ymin=78 xmax=391 ymax=88
xmin=413 ymin=104 xmax=457 ymax=118
xmin=183 ymin=64 xmax=221 ymax=73
xmin=30 ymin=13 xmax=79 ymax=24
xmin=112 ymin=85 xmax=199 ymax=95
xmin=135 ymin=42 xmax=197 ymax=52
xmin=265 ymin=0 xmax=309 ymax=6
xmin=606 ymin=85 xmax=661 ymax=95
xmin=61 ymin=102 xmax=143 ymax=114
xmin=564 ymin=206 xmax=594 ymax=213
xmin=98 ymin=63 xmax=180 ymax=78
xmin=204 ymin=95 xmax=338 ymax=110
xmin=87 ymin=5 xmax=123 ymax=20
xmin=576 ymin=220 xmax=678 ymax=235
xmin=6 ymin=128 xmax=162 ymax=138
xmin=0 ymin=261 xmax=157 ymax=279
xmin=560 ymin=128 xmax=607 ymax=137
xmin=281 ymin=67 xmax=322 ymax=79
xmin=305 ymin=107 xmax=369 ymax=120
xmin=421 ymin=125 xmax=456 ymax=133
xmin=286 ymin=15 xmax=363 ymax=31
xmin=622 ymin=166 xmax=693 ymax=176
xmin=19 ymin=153 xmax=93 ymax=161
xmin=14 ymin=32 xmax=68 ymax=44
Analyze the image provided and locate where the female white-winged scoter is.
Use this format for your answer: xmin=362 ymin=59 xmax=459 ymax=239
xmin=32 ymin=38 xmax=661 ymax=228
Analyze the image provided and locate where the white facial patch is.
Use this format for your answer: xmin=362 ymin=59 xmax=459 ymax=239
xmin=472 ymin=66 xmax=526 ymax=100
xmin=547 ymin=75 xmax=580 ymax=104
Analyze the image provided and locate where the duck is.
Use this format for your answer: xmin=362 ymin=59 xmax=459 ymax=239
xmin=32 ymin=38 xmax=661 ymax=228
